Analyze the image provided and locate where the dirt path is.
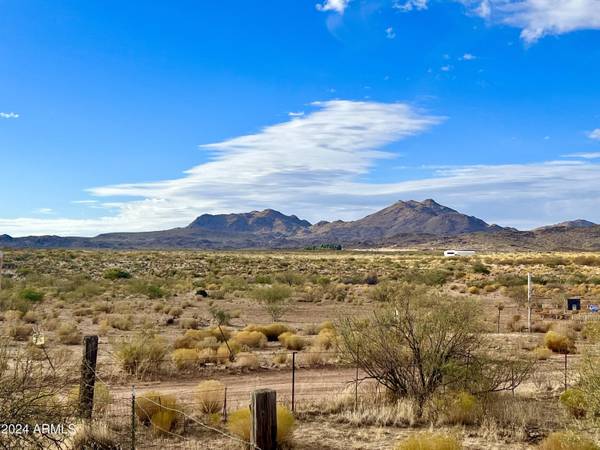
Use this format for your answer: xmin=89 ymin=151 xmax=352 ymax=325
xmin=109 ymin=367 xmax=361 ymax=407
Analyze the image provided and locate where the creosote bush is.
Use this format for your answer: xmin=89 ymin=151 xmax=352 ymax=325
xmin=544 ymin=331 xmax=576 ymax=354
xmin=339 ymin=285 xmax=532 ymax=417
xmin=395 ymin=432 xmax=462 ymax=450
xmin=103 ymin=268 xmax=131 ymax=280
xmin=251 ymin=284 xmax=292 ymax=321
xmin=560 ymin=388 xmax=588 ymax=418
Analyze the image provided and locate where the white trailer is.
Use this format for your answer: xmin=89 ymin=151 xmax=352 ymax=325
xmin=444 ymin=250 xmax=476 ymax=257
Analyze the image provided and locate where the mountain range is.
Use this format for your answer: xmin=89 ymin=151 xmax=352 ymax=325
xmin=1 ymin=199 xmax=599 ymax=251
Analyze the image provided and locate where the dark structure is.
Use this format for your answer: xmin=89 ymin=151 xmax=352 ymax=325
xmin=567 ymin=297 xmax=581 ymax=311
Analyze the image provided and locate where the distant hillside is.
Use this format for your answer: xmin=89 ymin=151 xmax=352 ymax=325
xmin=188 ymin=209 xmax=311 ymax=234
xmin=2 ymin=200 xmax=600 ymax=251
xmin=303 ymin=199 xmax=498 ymax=242
xmin=535 ymin=219 xmax=597 ymax=231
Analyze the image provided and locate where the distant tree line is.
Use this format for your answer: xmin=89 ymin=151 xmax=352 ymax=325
xmin=303 ymin=243 xmax=343 ymax=251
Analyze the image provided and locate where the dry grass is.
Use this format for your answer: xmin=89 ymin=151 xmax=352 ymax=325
xmin=538 ymin=431 xmax=599 ymax=450
xmin=227 ymin=405 xmax=295 ymax=445
xmin=195 ymin=380 xmax=225 ymax=414
xmin=395 ymin=432 xmax=462 ymax=450
xmin=232 ymin=330 xmax=267 ymax=349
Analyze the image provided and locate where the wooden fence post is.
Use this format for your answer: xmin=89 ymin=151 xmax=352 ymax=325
xmin=251 ymin=389 xmax=277 ymax=450
xmin=79 ymin=335 xmax=99 ymax=419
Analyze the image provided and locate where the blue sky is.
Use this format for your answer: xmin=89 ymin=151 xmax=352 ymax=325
xmin=1 ymin=0 xmax=600 ymax=236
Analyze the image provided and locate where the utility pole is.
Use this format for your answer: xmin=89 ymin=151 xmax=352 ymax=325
xmin=527 ymin=272 xmax=532 ymax=333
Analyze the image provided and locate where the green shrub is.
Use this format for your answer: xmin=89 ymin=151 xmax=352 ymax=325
xmin=472 ymin=262 xmax=490 ymax=275
xmin=19 ymin=288 xmax=44 ymax=303
xmin=560 ymin=388 xmax=588 ymax=418
xmin=395 ymin=432 xmax=462 ymax=450
xmin=103 ymin=268 xmax=131 ymax=280
xmin=128 ymin=280 xmax=165 ymax=299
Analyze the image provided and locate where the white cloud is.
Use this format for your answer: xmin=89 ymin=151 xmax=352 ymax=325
xmin=0 ymin=112 xmax=19 ymax=119
xmin=0 ymin=100 xmax=442 ymax=236
xmin=461 ymin=53 xmax=477 ymax=60
xmin=35 ymin=208 xmax=54 ymax=215
xmin=464 ymin=0 xmax=600 ymax=43
xmin=589 ymin=128 xmax=600 ymax=140
xmin=474 ymin=0 xmax=491 ymax=18
xmin=393 ymin=0 xmax=429 ymax=12
xmin=386 ymin=27 xmax=397 ymax=39
xmin=316 ymin=0 xmax=350 ymax=14
xmin=441 ymin=65 xmax=453 ymax=71
xmin=563 ymin=152 xmax=600 ymax=159
xmin=5 ymin=101 xmax=600 ymax=236
xmin=400 ymin=1 xmax=600 ymax=43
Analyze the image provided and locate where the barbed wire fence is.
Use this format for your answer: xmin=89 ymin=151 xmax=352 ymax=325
xmin=3 ymin=332 xmax=598 ymax=450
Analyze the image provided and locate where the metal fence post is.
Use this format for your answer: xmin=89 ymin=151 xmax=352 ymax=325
xmin=354 ymin=347 xmax=359 ymax=411
xmin=131 ymin=385 xmax=136 ymax=450
xmin=564 ymin=353 xmax=568 ymax=391
xmin=291 ymin=352 xmax=296 ymax=413
xmin=222 ymin=386 xmax=228 ymax=423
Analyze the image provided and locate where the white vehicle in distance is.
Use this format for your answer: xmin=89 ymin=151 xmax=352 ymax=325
xmin=444 ymin=250 xmax=476 ymax=257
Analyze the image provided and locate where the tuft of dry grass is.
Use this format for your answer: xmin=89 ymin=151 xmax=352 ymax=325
xmin=278 ymin=332 xmax=307 ymax=350
xmin=395 ymin=433 xmax=462 ymax=450
xmin=171 ymin=348 xmax=199 ymax=370
xmin=538 ymin=431 xmax=599 ymax=450
xmin=195 ymin=380 xmax=225 ymax=414
xmin=232 ymin=331 xmax=267 ymax=349
xmin=228 ymin=405 xmax=295 ymax=445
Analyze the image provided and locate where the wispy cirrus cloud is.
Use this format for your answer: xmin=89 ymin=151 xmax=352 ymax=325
xmin=0 ymin=112 xmax=19 ymax=119
xmin=3 ymin=101 xmax=600 ymax=236
xmin=589 ymin=128 xmax=600 ymax=140
xmin=563 ymin=152 xmax=600 ymax=159
xmin=0 ymin=100 xmax=442 ymax=236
